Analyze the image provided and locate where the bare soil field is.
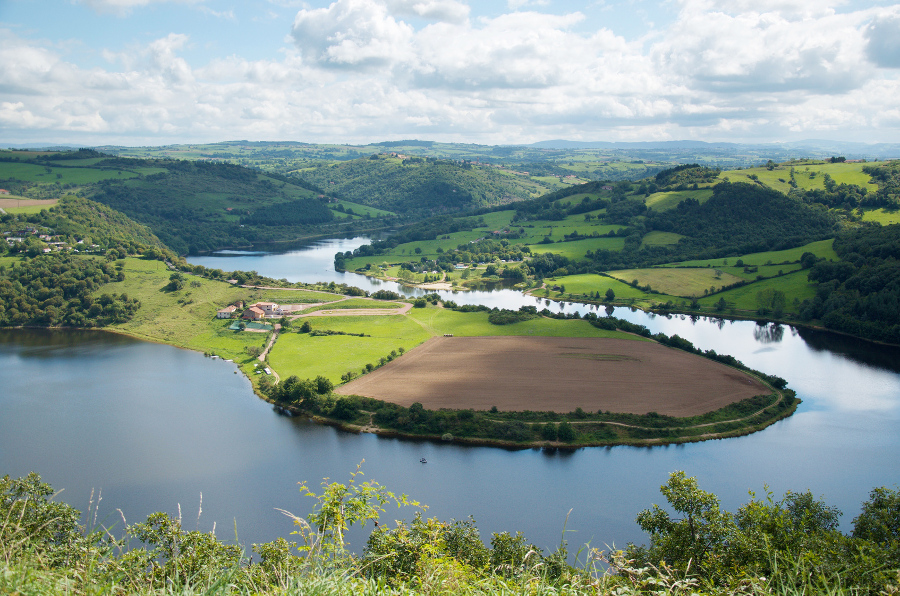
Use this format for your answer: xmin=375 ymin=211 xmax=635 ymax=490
xmin=337 ymin=336 xmax=769 ymax=416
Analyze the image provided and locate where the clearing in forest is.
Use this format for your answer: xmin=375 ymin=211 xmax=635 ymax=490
xmin=336 ymin=336 xmax=769 ymax=416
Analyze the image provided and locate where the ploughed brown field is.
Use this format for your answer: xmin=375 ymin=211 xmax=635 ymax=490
xmin=336 ymin=336 xmax=770 ymax=416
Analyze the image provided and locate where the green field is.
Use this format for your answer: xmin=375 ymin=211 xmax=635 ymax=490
xmin=330 ymin=201 xmax=396 ymax=219
xmin=407 ymin=306 xmax=644 ymax=340
xmin=528 ymin=236 xmax=625 ymax=259
xmin=268 ymin=314 xmax=431 ymax=382
xmin=670 ymin=239 xmax=837 ymax=268
xmin=540 ymin=273 xmax=653 ymax=300
xmin=0 ymin=162 xmax=139 ymax=184
xmin=0 ymin=202 xmax=59 ymax=214
xmin=641 ymin=231 xmax=684 ymax=247
xmin=697 ymin=269 xmax=817 ymax=313
xmin=645 ymin=189 xmax=714 ymax=211
xmin=100 ymin=258 xmax=343 ymax=362
xmin=606 ymin=267 xmax=746 ymax=298
xmin=300 ymin=298 xmax=404 ymax=312
xmin=724 ymin=161 xmax=878 ymax=194
xmin=861 ymin=208 xmax=900 ymax=225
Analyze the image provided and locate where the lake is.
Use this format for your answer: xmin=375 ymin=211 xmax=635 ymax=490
xmin=1 ymin=237 xmax=898 ymax=556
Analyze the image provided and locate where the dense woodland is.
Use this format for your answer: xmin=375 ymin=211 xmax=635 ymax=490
xmin=800 ymin=225 xmax=900 ymax=343
xmin=296 ymin=154 xmax=546 ymax=213
xmin=0 ymin=255 xmax=139 ymax=327
xmin=88 ymin=160 xmax=337 ymax=253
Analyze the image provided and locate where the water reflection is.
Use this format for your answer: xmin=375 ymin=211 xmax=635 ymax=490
xmin=753 ymin=323 xmax=785 ymax=344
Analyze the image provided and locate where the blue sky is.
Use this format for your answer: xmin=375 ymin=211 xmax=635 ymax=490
xmin=1 ymin=0 xmax=899 ymax=146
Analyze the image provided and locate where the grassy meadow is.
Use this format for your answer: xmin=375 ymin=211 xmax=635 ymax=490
xmin=606 ymin=267 xmax=746 ymax=298
xmin=645 ymin=188 xmax=714 ymax=211
xmin=268 ymin=314 xmax=430 ymax=381
xmin=300 ymin=297 xmax=404 ymax=311
xmin=697 ymin=269 xmax=818 ymax=313
xmin=99 ymin=257 xmax=344 ymax=364
xmin=529 ymin=236 xmax=626 ymax=259
xmin=862 ymin=208 xmax=900 ymax=225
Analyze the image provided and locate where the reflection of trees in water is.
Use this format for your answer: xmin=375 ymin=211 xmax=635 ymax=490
xmin=754 ymin=323 xmax=784 ymax=344
xmin=797 ymin=327 xmax=900 ymax=373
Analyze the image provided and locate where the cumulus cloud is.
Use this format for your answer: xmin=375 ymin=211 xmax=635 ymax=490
xmin=386 ymin=0 xmax=469 ymax=23
xmin=652 ymin=1 xmax=871 ymax=95
xmin=291 ymin=0 xmax=414 ymax=69
xmin=865 ymin=13 xmax=900 ymax=68
xmin=4 ymin=1 xmax=900 ymax=144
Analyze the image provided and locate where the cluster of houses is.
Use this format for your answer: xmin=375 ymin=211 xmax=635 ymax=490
xmin=2 ymin=227 xmax=85 ymax=252
xmin=217 ymin=300 xmax=285 ymax=321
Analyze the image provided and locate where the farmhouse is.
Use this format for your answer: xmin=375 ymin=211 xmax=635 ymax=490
xmin=252 ymin=301 xmax=280 ymax=317
xmin=242 ymin=306 xmax=265 ymax=321
xmin=216 ymin=305 xmax=237 ymax=319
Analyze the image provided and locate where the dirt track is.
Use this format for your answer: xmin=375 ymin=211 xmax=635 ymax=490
xmin=336 ymin=336 xmax=769 ymax=416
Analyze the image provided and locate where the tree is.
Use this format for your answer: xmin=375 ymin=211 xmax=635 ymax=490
xmin=605 ymin=288 xmax=615 ymax=302
xmin=166 ymin=272 xmax=185 ymax=291
xmin=556 ymin=421 xmax=575 ymax=442
xmin=853 ymin=487 xmax=900 ymax=546
xmin=632 ymin=471 xmax=734 ymax=574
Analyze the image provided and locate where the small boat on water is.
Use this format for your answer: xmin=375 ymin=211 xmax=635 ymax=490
xmin=420 ymin=458 xmax=427 ymax=463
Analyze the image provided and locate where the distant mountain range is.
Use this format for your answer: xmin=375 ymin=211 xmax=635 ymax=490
xmin=526 ymin=139 xmax=900 ymax=159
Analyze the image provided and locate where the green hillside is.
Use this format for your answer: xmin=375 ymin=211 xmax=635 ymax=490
xmin=295 ymin=153 xmax=556 ymax=214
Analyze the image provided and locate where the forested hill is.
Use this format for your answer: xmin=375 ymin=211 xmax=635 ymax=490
xmin=649 ymin=182 xmax=838 ymax=256
xmin=87 ymin=159 xmax=338 ymax=254
xmin=295 ymin=154 xmax=552 ymax=214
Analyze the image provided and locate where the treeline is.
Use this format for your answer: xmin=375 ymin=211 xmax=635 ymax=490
xmin=861 ymin=160 xmax=900 ymax=208
xmin=799 ymin=224 xmax=900 ymax=343
xmin=0 ymin=254 xmax=139 ymax=327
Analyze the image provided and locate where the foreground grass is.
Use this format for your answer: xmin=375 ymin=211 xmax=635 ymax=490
xmin=3 ymin=470 xmax=897 ymax=596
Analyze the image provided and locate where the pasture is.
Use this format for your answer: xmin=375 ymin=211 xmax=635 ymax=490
xmin=268 ymin=314 xmax=430 ymax=382
xmin=528 ymin=236 xmax=625 ymax=260
xmin=669 ymin=239 xmax=837 ymax=268
xmin=0 ymin=198 xmax=59 ymax=213
xmin=862 ymin=208 xmax=900 ymax=225
xmin=606 ymin=267 xmax=746 ymax=298
xmin=645 ymin=189 xmax=714 ymax=211
xmin=337 ymin=336 xmax=770 ymax=415
xmin=697 ymin=270 xmax=817 ymax=313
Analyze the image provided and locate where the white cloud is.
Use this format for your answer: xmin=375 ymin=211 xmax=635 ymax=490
xmin=865 ymin=12 xmax=900 ymax=68
xmin=652 ymin=1 xmax=872 ymax=95
xmin=386 ymin=0 xmax=469 ymax=23
xmin=4 ymin=1 xmax=900 ymax=145
xmin=291 ymin=0 xmax=415 ymax=69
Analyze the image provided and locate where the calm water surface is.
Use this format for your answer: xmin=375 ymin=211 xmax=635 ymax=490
xmin=1 ymin=237 xmax=899 ymax=554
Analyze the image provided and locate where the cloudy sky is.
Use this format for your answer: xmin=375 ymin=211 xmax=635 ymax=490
xmin=2 ymin=0 xmax=899 ymax=146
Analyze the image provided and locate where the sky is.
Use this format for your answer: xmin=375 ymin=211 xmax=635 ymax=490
xmin=1 ymin=0 xmax=900 ymax=146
